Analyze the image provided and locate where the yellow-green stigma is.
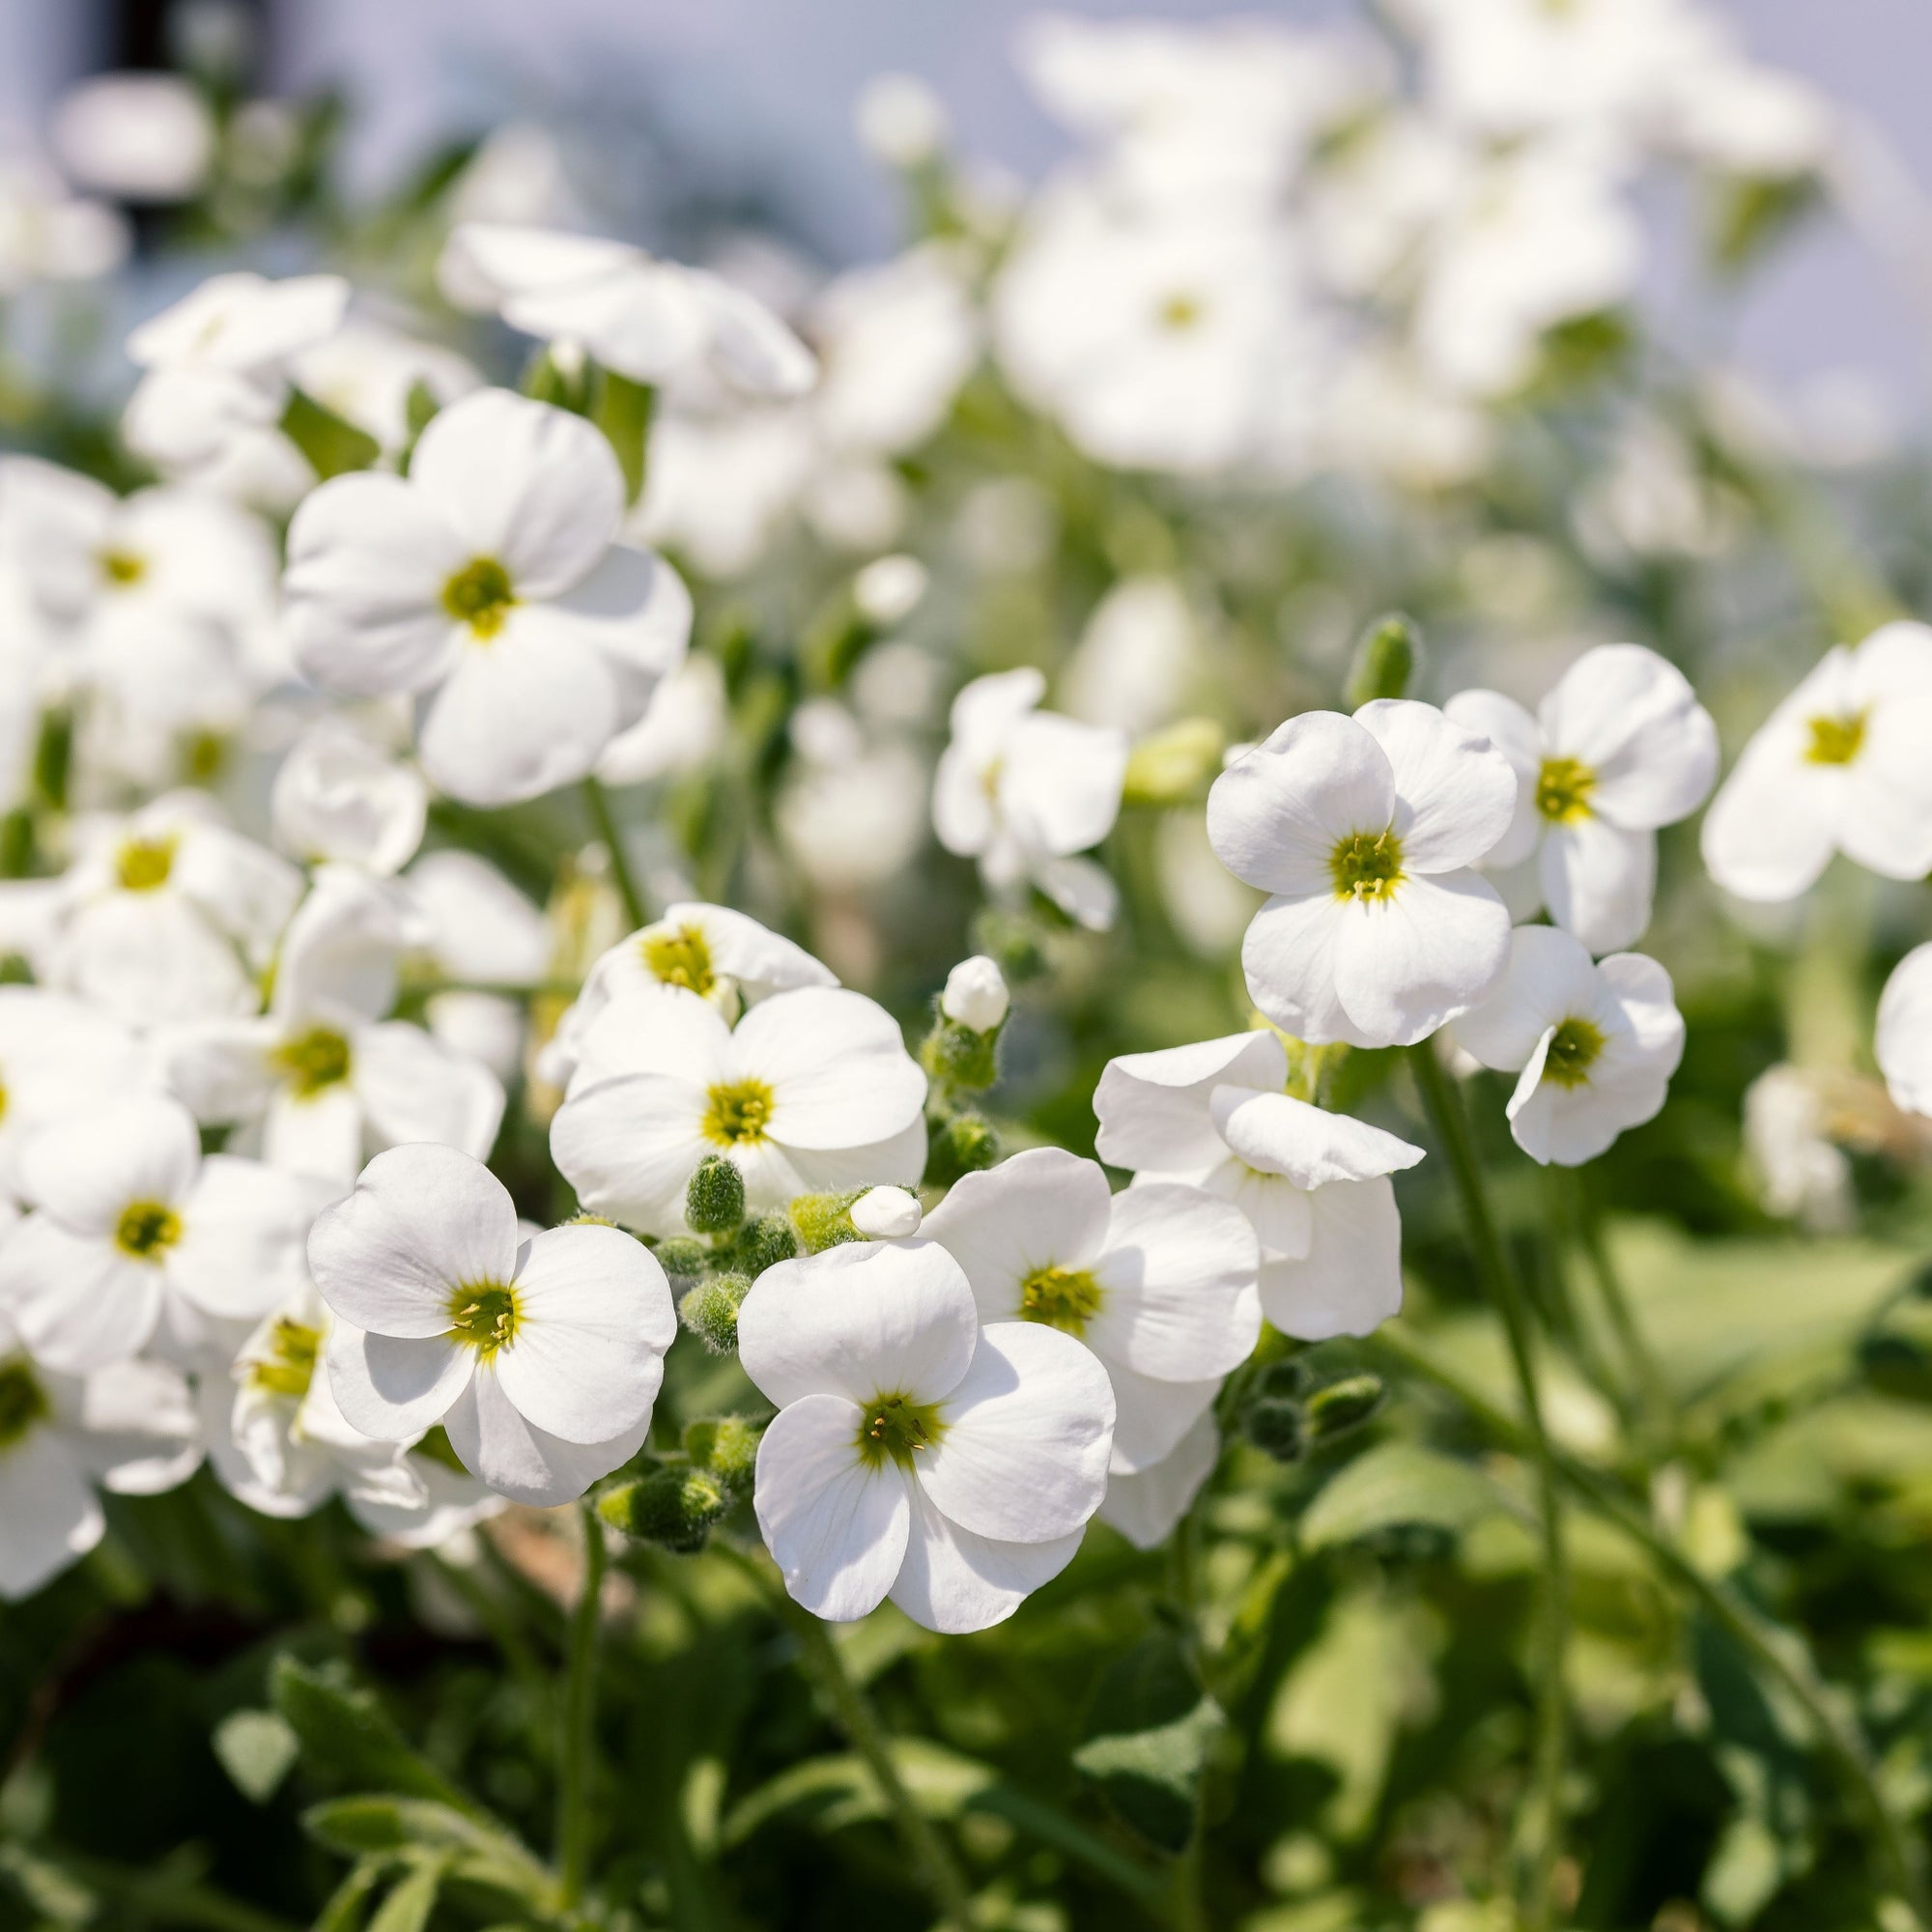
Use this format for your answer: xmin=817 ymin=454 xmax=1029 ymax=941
xmin=855 ymin=1391 xmax=946 ymax=1469
xmin=1020 ymin=1264 xmax=1106 ymax=1338
xmin=442 ymin=556 xmax=517 ymax=639
xmin=247 ymin=1318 xmax=322 ymax=1401
xmin=702 ymin=1078 xmax=775 ymax=1148
xmin=1329 ymin=829 xmax=1404 ymax=903
xmin=448 ymin=1281 xmax=520 ymax=1359
xmin=99 ymin=548 xmax=147 ymax=588
xmin=115 ymin=1199 xmax=182 ymax=1261
xmin=0 ymin=1357 xmax=48 ymax=1450
xmin=1804 ymin=712 xmax=1866 ymax=766
xmin=1543 ymin=1016 xmax=1605 ymax=1090
xmin=274 ymin=1025 xmax=353 ymax=1099
xmin=641 ymin=923 xmax=716 ymax=997
xmin=116 ymin=836 xmax=177 ymax=893
xmin=1535 ymin=755 xmax=1596 ymax=824
xmin=1156 ymin=293 xmax=1204 ymax=330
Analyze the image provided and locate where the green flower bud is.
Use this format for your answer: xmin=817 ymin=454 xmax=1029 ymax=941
xmin=654 ymin=1236 xmax=709 ymax=1282
xmin=599 ymin=1463 xmax=727 ymax=1553
xmin=923 ymin=1018 xmax=998 ymax=1092
xmin=1344 ymin=612 xmax=1418 ymax=711
xmin=1254 ymin=1358 xmax=1309 ymax=1404
xmin=924 ymin=1109 xmax=998 ymax=1188
xmin=1121 ymin=717 xmax=1225 ymax=807
xmin=970 ymin=908 xmax=1046 ymax=985
xmin=789 ymin=1190 xmax=867 ymax=1254
xmin=734 ymin=1212 xmax=801 ymax=1278
xmin=685 ymin=1155 xmax=746 ymax=1236
xmin=1243 ymin=1396 xmax=1304 ymax=1463
xmin=678 ymin=1272 xmax=750 ymax=1353
xmin=683 ymin=1415 xmax=760 ymax=1493
xmin=1303 ymin=1374 xmax=1386 ymax=1442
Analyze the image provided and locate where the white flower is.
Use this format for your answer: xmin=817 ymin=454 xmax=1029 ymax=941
xmin=1701 ymin=622 xmax=1932 ymax=902
xmin=1061 ymin=576 xmax=1201 ymax=737
xmin=851 ymin=554 xmax=929 ymax=628
xmin=1743 ymin=1065 xmax=1853 ymax=1230
xmin=942 ymin=956 xmax=1009 ymax=1034
xmin=933 ymin=668 xmax=1128 ymax=930
xmin=543 ymin=902 xmax=835 ymax=1090
xmin=0 ymin=1321 xmax=201 ymax=1601
xmin=739 ymin=1238 xmax=1115 ymax=1631
xmin=285 ymin=388 xmax=693 ymax=808
xmin=1099 ymin=1409 xmax=1220 ymax=1552
xmin=272 ymin=717 xmax=428 ymax=875
xmin=595 ymin=654 xmax=727 ymax=787
xmin=552 ymin=985 xmax=927 ymax=1236
xmin=1445 ymin=643 xmax=1718 ymax=953
xmin=1094 ymin=1031 xmax=1422 ymax=1341
xmin=0 ymin=1094 xmax=323 ymax=1374
xmin=854 ymin=73 xmax=950 ymax=169
xmin=851 ymin=1186 xmax=923 ymax=1239
xmin=0 ymin=156 xmax=127 ymax=294
xmin=1207 ymin=701 xmax=1517 ymax=1048
xmin=49 ymin=792 xmax=301 ymax=1028
xmin=1878 ymin=944 xmax=1932 ymax=1120
xmin=160 ymin=868 xmax=504 ymax=1184
xmin=406 ymin=850 xmax=554 ymax=989
xmin=776 ymin=709 xmax=928 ymax=895
xmin=51 ymin=71 xmax=214 ymax=201
xmin=0 ymin=987 xmax=146 ymax=1201
xmin=439 ymin=223 xmax=816 ymax=400
xmin=633 ymin=403 xmax=815 ymax=580
xmin=310 ymin=1145 xmax=675 ymax=1508
xmin=288 ymin=321 xmax=481 ymax=460
xmin=1452 ymin=926 xmax=1684 ymax=1166
xmin=922 ymin=1147 xmax=1258 ymax=1474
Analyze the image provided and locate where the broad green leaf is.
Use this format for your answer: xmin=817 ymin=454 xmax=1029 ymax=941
xmin=1072 ymin=1634 xmax=1222 ymax=1853
xmin=270 ymin=1657 xmax=479 ymax=1818
xmin=1299 ymin=1442 xmax=1516 ymax=1550
xmin=213 ymin=1709 xmax=299 ymax=1804
xmin=279 ymin=388 xmax=381 ymax=480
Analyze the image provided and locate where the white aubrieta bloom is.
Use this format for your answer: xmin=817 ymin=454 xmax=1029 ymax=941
xmin=941 ymin=955 xmax=1009 ymax=1034
xmin=160 ymin=868 xmax=505 ymax=1184
xmin=1452 ymin=926 xmax=1685 ymax=1166
xmin=1877 ymin=945 xmax=1932 ymax=1120
xmin=1094 ymin=1031 xmax=1423 ymax=1341
xmin=1207 ymin=701 xmax=1517 ymax=1048
xmin=551 ymin=985 xmax=927 ymax=1236
xmin=439 ymin=223 xmax=817 ymax=400
xmin=933 ymin=668 xmax=1129 ymax=931
xmin=0 ymin=1318 xmax=201 ymax=1601
xmin=1098 ymin=1409 xmax=1221 ymax=1552
xmin=48 ymin=792 xmax=301 ymax=1028
xmin=0 ymin=1095 xmax=323 ymax=1374
xmin=0 ymin=987 xmax=145 ymax=1201
xmin=739 ymin=1238 xmax=1115 ymax=1632
xmin=284 ymin=387 xmax=694 ymax=808
xmin=1700 ymin=622 xmax=1932 ymax=902
xmin=922 ymin=1146 xmax=1259 ymax=1473
xmin=1445 ymin=643 xmax=1718 ymax=954
xmin=270 ymin=716 xmax=428 ymax=876
xmin=310 ymin=1145 xmax=675 ymax=1508
xmin=542 ymin=901 xmax=837 ymax=1090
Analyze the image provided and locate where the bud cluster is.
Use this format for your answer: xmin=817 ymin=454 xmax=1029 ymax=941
xmin=1239 ymin=1358 xmax=1386 ymax=1463
xmin=598 ymin=1414 xmax=762 ymax=1553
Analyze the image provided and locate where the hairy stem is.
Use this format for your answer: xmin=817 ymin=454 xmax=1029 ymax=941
xmin=582 ymin=774 xmax=648 ymax=930
xmin=1409 ymin=1045 xmax=1569 ymax=1927
xmin=557 ymin=1503 xmax=608 ymax=1908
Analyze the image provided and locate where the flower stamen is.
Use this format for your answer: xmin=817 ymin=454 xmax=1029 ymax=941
xmin=1804 ymin=712 xmax=1866 ymax=766
xmin=1543 ymin=1015 xmax=1606 ymax=1089
xmin=1329 ymin=829 xmax=1405 ymax=903
xmin=1020 ymin=1263 xmax=1106 ymax=1337
xmin=117 ymin=837 xmax=178 ymax=893
xmin=246 ymin=1318 xmax=322 ymax=1401
xmin=641 ymin=924 xmax=716 ymax=997
xmin=1535 ymin=756 xmax=1596 ymax=824
xmin=702 ymin=1078 xmax=775 ymax=1147
xmin=274 ymin=1026 xmax=354 ymax=1099
xmin=447 ymin=1280 xmax=521 ymax=1359
xmin=0 ymin=1357 xmax=48 ymax=1450
xmin=116 ymin=1199 xmax=182 ymax=1261
xmin=442 ymin=556 xmax=517 ymax=639
xmin=855 ymin=1390 xmax=946 ymax=1469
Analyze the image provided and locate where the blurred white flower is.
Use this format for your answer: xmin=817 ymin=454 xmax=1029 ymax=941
xmin=286 ymin=388 xmax=692 ymax=808
xmin=1742 ymin=1065 xmax=1854 ymax=1229
xmin=447 ymin=123 xmax=584 ymax=231
xmin=1446 ymin=643 xmax=1718 ymax=953
xmin=1701 ymin=622 xmax=1932 ymax=901
xmin=854 ymin=72 xmax=950 ymax=169
xmin=1877 ymin=945 xmax=1932 ymax=1120
xmin=289 ymin=321 xmax=482 ymax=460
xmin=740 ymin=1237 xmax=1114 ymax=1630
xmin=635 ymin=403 xmax=815 ymax=579
xmin=51 ymin=72 xmax=215 ymax=202
xmin=851 ymin=554 xmax=929 ymax=628
xmin=0 ymin=989 xmax=145 ymax=1202
xmin=778 ymin=702 xmax=927 ymax=895
xmin=933 ymin=668 xmax=1127 ymax=930
xmin=596 ymin=654 xmax=727 ymax=786
xmin=1453 ymin=926 xmax=1684 ymax=1165
xmin=312 ymin=1145 xmax=674 ymax=1508
xmin=271 ymin=717 xmax=428 ymax=875
xmin=1095 ymin=1031 xmax=1423 ymax=1341
xmin=0 ymin=155 xmax=127 ymax=293
xmin=941 ymin=955 xmax=1009 ymax=1033
xmin=1098 ymin=1409 xmax=1219 ymax=1551
xmin=1061 ymin=576 xmax=1199 ymax=736
xmin=1208 ymin=702 xmax=1516 ymax=1048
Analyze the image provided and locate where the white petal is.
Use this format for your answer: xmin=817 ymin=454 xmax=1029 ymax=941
xmin=1330 ymin=870 xmax=1511 ymax=1048
xmin=890 ymin=1483 xmax=1083 ymax=1634
xmin=1087 ymin=1182 xmax=1259 ymax=1382
xmin=1442 ymin=688 xmax=1541 ymax=867
xmin=566 ymin=983 xmax=730 ymax=1092
xmin=1094 ymin=1032 xmax=1287 ymax=1174
xmin=1098 ymin=1409 xmax=1220 ymax=1550
xmin=917 ymin=1321 xmax=1114 ymax=1542
xmin=1239 ymin=892 xmax=1365 ymax=1046
xmin=71 ymin=1356 xmax=201 ymax=1492
xmin=998 ymin=712 xmax=1127 ymax=857
xmin=1544 ymin=643 xmax=1717 ymax=828
xmin=1453 ymin=925 xmax=1599 ymax=1071
xmin=1209 ymin=1088 xmax=1424 ymax=1189
xmin=169 ymin=1156 xmax=325 ymax=1319
xmin=1031 ymin=853 xmax=1120 ymax=932
xmin=549 ymin=1073 xmax=710 ymax=1235
xmin=263 ymin=1083 xmax=365 ymax=1184
xmin=1879 ymin=943 xmax=1932 ymax=1118
xmin=0 ymin=1429 xmax=101 ymax=1600
xmin=0 ymin=1220 xmax=162 ymax=1372
xmin=54 ymin=892 xmax=252 ymax=1028
xmin=1540 ymin=818 xmax=1655 ymax=955
xmin=1699 ymin=716 xmax=1837 ymax=903
xmin=738 ymin=1238 xmax=979 ymax=1410
xmin=545 ymin=544 xmax=692 ymax=724
xmin=21 ymin=1094 xmax=201 ymax=1235
xmin=352 ymin=1022 xmax=505 ymax=1161
xmin=733 ymin=987 xmax=925 ymax=1151
xmin=158 ymin=1019 xmax=279 ymax=1125
xmin=327 ymin=1323 xmax=473 ymax=1439
xmin=753 ymin=1393 xmax=910 ymax=1622
xmin=273 ymin=866 xmax=412 ymax=1027
xmin=1105 ymin=1357 xmax=1222 ymax=1473
xmin=1355 ymin=698 xmax=1520 ymax=872
xmin=444 ymin=1364 xmax=651 ymax=1507
xmin=1258 ymin=1176 xmax=1405 ymax=1341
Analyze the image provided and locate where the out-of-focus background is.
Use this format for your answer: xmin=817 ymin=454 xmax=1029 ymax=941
xmin=9 ymin=0 xmax=1932 ymax=431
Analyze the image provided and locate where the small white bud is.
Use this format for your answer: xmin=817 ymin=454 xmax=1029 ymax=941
xmin=855 ymin=73 xmax=949 ymax=170
xmin=850 ymin=1185 xmax=923 ymax=1238
xmin=853 ymin=554 xmax=928 ymax=627
xmin=941 ymin=955 xmax=1009 ymax=1033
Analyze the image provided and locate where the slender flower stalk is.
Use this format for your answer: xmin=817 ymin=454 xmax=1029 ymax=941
xmin=557 ymin=1501 xmax=608 ymax=1909
xmin=582 ymin=774 xmax=648 ymax=930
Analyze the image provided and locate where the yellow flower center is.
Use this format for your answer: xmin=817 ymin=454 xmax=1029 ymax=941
xmin=116 ymin=1199 xmax=182 ymax=1261
xmin=447 ymin=1281 xmax=521 ymax=1359
xmin=116 ymin=836 xmax=177 ymax=892
xmin=1804 ymin=712 xmax=1866 ymax=766
xmin=274 ymin=1026 xmax=354 ymax=1099
xmin=1542 ymin=1016 xmax=1605 ymax=1090
xmin=1329 ymin=829 xmax=1405 ymax=903
xmin=1020 ymin=1264 xmax=1106 ymax=1338
xmin=0 ymin=1356 xmax=48 ymax=1450
xmin=442 ymin=556 xmax=517 ymax=639
xmin=1156 ymin=293 xmax=1204 ymax=331
xmin=99 ymin=548 xmax=147 ymax=588
xmin=702 ymin=1078 xmax=775 ymax=1147
xmin=1535 ymin=756 xmax=1596 ymax=824
xmin=641 ymin=923 xmax=716 ymax=997
xmin=855 ymin=1391 xmax=946 ymax=1469
xmin=247 ymin=1318 xmax=322 ymax=1401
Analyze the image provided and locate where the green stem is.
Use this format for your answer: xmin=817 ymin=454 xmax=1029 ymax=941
xmin=1367 ymin=1323 xmax=1932 ymax=1929
xmin=1573 ymin=1176 xmax=1672 ymax=1446
xmin=581 ymin=775 xmax=648 ymax=930
xmin=1408 ymin=1045 xmax=1568 ymax=1927
xmin=556 ymin=1502 xmax=608 ymax=1909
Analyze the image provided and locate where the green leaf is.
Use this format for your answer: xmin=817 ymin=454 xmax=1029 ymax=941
xmin=313 ymin=1861 xmax=385 ymax=1932
xmin=0 ymin=1843 xmax=96 ymax=1926
xmin=279 ymin=387 xmax=382 ymax=480
xmin=1299 ymin=1442 xmax=1517 ymax=1550
xmin=1072 ymin=1635 xmax=1222 ymax=1854
xmin=269 ymin=1657 xmax=479 ymax=1817
xmin=365 ymin=1858 xmax=446 ymax=1932
xmin=302 ymin=1799 xmax=554 ymax=1909
xmin=213 ymin=1709 xmax=299 ymax=1804
xmin=589 ymin=367 xmax=655 ymax=501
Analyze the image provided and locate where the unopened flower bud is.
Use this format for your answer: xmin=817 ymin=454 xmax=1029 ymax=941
xmin=685 ymin=1155 xmax=746 ymax=1236
xmin=941 ymin=955 xmax=1009 ymax=1033
xmin=1243 ymin=1396 xmax=1304 ymax=1463
xmin=655 ymin=1236 xmax=708 ymax=1282
xmin=1121 ymin=717 xmax=1224 ymax=807
xmin=923 ymin=1020 xmax=998 ymax=1091
xmin=734 ymin=1211 xmax=801 ymax=1278
xmin=970 ymin=908 xmax=1046 ymax=985
xmin=789 ymin=1190 xmax=867 ymax=1254
xmin=683 ymin=1415 xmax=760 ymax=1492
xmin=1344 ymin=612 xmax=1418 ymax=710
xmin=600 ymin=1463 xmax=727 ymax=1552
xmin=925 ymin=1109 xmax=999 ymax=1188
xmin=850 ymin=1185 xmax=923 ymax=1238
xmin=678 ymin=1272 xmax=750 ymax=1353
xmin=1304 ymin=1374 xmax=1386 ymax=1442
